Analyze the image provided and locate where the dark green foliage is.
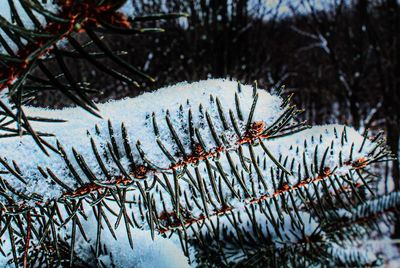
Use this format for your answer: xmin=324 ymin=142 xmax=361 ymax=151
xmin=0 ymin=0 xmax=187 ymax=152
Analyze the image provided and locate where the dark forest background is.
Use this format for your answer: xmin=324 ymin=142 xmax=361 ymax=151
xmin=31 ymin=0 xmax=399 ymax=216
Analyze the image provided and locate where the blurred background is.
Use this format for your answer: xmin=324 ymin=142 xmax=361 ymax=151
xmin=32 ymin=0 xmax=399 ymax=207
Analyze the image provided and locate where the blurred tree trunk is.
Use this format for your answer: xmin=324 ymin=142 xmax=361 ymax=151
xmin=381 ymin=0 xmax=399 ymax=190
xmin=379 ymin=0 xmax=400 ymax=237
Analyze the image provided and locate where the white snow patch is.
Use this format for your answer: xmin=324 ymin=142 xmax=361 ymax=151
xmin=0 ymin=79 xmax=283 ymax=201
xmin=74 ymin=206 xmax=189 ymax=268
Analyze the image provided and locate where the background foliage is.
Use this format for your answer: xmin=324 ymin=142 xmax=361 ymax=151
xmin=31 ymin=0 xmax=399 ymax=200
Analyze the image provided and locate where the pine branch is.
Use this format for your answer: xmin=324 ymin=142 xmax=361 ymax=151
xmin=0 ymin=0 xmax=187 ymax=147
xmin=0 ymin=80 xmax=395 ymax=266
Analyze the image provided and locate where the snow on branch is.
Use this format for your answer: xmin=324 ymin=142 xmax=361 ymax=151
xmin=0 ymin=79 xmax=394 ymax=266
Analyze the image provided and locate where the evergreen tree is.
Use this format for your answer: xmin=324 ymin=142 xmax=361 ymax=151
xmin=0 ymin=1 xmax=398 ymax=267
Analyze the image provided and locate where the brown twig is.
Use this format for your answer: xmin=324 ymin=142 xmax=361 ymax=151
xmin=0 ymin=0 xmax=131 ymax=91
xmin=64 ymin=121 xmax=269 ymax=198
xmin=158 ymin=159 xmax=367 ymax=234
